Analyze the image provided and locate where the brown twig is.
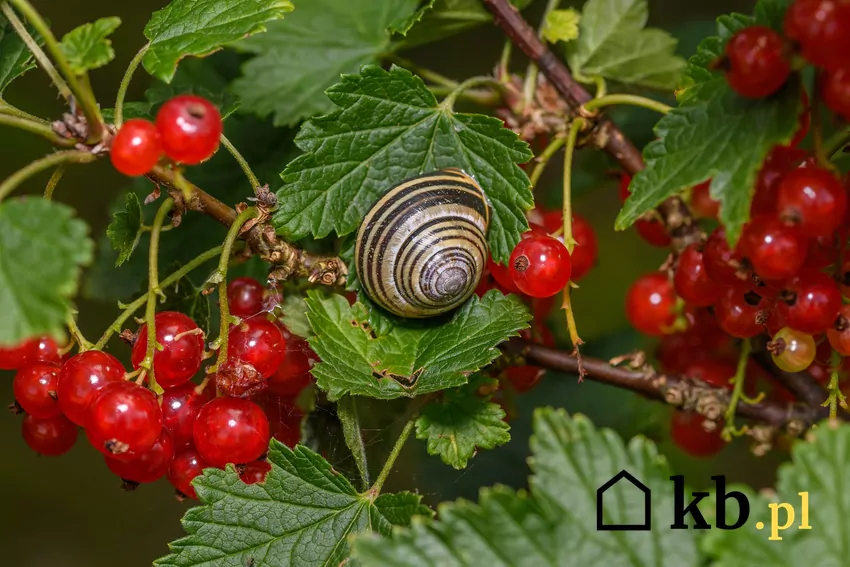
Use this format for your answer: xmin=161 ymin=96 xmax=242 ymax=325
xmin=751 ymin=336 xmax=838 ymax=411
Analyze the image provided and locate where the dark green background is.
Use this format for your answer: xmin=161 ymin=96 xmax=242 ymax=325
xmin=0 ymin=1 xmax=774 ymax=565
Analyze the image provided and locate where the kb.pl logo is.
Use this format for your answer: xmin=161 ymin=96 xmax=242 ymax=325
xmin=596 ymin=470 xmax=811 ymax=540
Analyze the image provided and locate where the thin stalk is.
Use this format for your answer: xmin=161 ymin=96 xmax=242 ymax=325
xmin=369 ymin=418 xmax=415 ymax=496
xmin=428 ymin=85 xmax=501 ymax=106
xmin=0 ymin=113 xmax=76 ymax=146
xmin=0 ymin=99 xmax=49 ymax=123
xmin=721 ymin=339 xmax=753 ymax=441
xmin=65 ymin=311 xmax=93 ymax=351
xmin=561 ymin=117 xmax=585 ymax=253
xmin=220 ymin=134 xmax=260 ymax=190
xmin=384 ymin=54 xmax=457 ymax=88
xmin=528 ymin=135 xmax=566 ymax=189
xmin=94 ymin=246 xmax=222 ymax=350
xmin=440 ymin=76 xmax=503 ymax=111
xmin=0 ymin=150 xmax=95 ymax=201
xmin=337 ymin=395 xmax=371 ymax=490
xmin=43 ymin=163 xmax=66 ymax=200
xmin=824 ymin=125 xmax=850 ymax=158
xmin=521 ymin=0 xmax=560 ymax=109
xmin=822 ymin=349 xmax=847 ymax=418
xmin=114 ymin=44 xmax=148 ymax=128
xmin=498 ymin=40 xmax=512 ymax=81
xmin=581 ymin=94 xmax=672 ymax=115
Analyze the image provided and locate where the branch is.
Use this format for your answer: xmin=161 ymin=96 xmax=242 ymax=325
xmin=482 ymin=0 xmax=701 ymax=251
xmin=751 ymin=336 xmax=837 ymax=410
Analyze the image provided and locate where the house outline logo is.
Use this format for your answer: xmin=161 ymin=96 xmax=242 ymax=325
xmin=596 ymin=469 xmax=651 ymax=531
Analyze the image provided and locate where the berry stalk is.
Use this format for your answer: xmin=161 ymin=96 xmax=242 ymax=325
xmin=220 ymin=134 xmax=261 ymax=191
xmin=721 ymin=339 xmax=760 ymax=441
xmin=113 ymin=44 xmax=149 ymax=129
xmin=0 ymin=150 xmax=96 ymax=202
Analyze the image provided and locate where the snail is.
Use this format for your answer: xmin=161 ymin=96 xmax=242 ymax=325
xmin=355 ymin=168 xmax=490 ymax=318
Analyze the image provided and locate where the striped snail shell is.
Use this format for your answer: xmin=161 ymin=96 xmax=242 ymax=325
xmin=355 ymin=168 xmax=490 ymax=319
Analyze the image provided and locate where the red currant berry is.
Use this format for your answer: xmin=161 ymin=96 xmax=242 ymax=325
xmin=227 ymin=316 xmax=286 ymax=379
xmin=714 ymin=288 xmax=766 ymax=339
xmin=684 ymin=359 xmax=737 ymax=390
xmin=738 ymin=214 xmax=807 ymax=280
xmin=542 ymin=211 xmax=597 ymax=281
xmin=193 ymin=397 xmax=270 ymax=467
xmin=110 ymin=119 xmax=163 ymax=176
xmin=625 ymin=272 xmax=677 ymax=336
xmin=260 ymin=394 xmax=303 ymax=448
xmin=620 ymin=173 xmax=671 ymax=247
xmin=13 ymin=362 xmax=61 ymax=418
xmin=785 ymin=0 xmax=850 ymax=71
xmin=487 ymin=257 xmax=522 ymax=294
xmin=824 ymin=68 xmax=850 ymax=120
xmin=105 ymin=430 xmax=175 ymax=483
xmin=827 ymin=305 xmax=850 ymax=355
xmin=131 ymin=311 xmax=204 ymax=389
xmin=267 ymin=334 xmax=316 ymax=397
xmin=161 ymin=382 xmax=214 ymax=448
xmin=752 ymin=146 xmax=809 ymax=216
xmin=168 ymin=447 xmax=210 ymax=499
xmin=239 ymin=460 xmax=271 ymax=485
xmin=722 ymin=26 xmax=790 ymax=98
xmin=657 ymin=312 xmax=735 ymax=374
xmin=805 ymin=232 xmax=839 ymax=270
xmin=227 ymin=277 xmax=266 ymax=318
xmin=506 ymin=365 xmax=544 ymax=392
xmin=776 ymin=166 xmax=847 ymax=238
xmin=0 ymin=335 xmax=61 ymax=370
xmin=21 ymin=413 xmax=77 ymax=456
xmin=671 ymin=411 xmax=725 ymax=458
xmin=770 ymin=327 xmax=817 ymax=372
xmin=509 ymin=235 xmax=571 ymax=298
xmin=674 ymin=243 xmax=722 ymax=306
xmin=690 ymin=181 xmax=719 ymax=219
xmin=57 ymin=351 xmax=125 ymax=426
xmin=155 ymin=95 xmax=222 ymax=165
xmin=88 ymin=381 xmax=163 ymax=457
xmin=703 ymin=227 xmax=747 ymax=288
xmin=778 ymin=270 xmax=842 ymax=334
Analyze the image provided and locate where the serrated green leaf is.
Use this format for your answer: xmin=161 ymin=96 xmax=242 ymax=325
xmin=279 ymin=293 xmax=312 ymax=339
xmin=354 ymin=408 xmax=698 ymax=566
xmin=156 ymin=440 xmax=430 ymax=567
xmin=374 ymin=492 xmax=435 ymax=525
xmin=542 ymin=9 xmax=581 ymax=44
xmin=0 ymin=14 xmax=39 ymax=93
xmin=100 ymin=102 xmax=153 ymax=123
xmin=142 ymin=0 xmax=292 ymax=83
xmin=416 ymin=375 xmax=510 ymax=469
xmin=566 ymin=0 xmax=685 ymax=89
xmin=305 ymin=289 xmax=530 ymax=401
xmin=0 ymin=198 xmax=93 ymax=344
xmin=106 ymin=192 xmax=143 ymax=267
xmin=58 ymin=17 xmax=121 ymax=74
xmin=232 ymin=0 xmax=419 ymax=126
xmin=273 ymin=65 xmax=533 ymax=263
xmin=615 ymin=12 xmax=801 ymax=244
xmin=388 ymin=0 xmax=436 ymax=36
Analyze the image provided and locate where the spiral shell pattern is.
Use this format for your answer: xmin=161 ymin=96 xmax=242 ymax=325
xmin=355 ymin=168 xmax=490 ymax=318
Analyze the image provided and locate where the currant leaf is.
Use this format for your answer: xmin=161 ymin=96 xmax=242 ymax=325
xmin=273 ymin=65 xmax=533 ymax=263
xmin=155 ymin=440 xmax=431 ymax=567
xmin=279 ymin=293 xmax=312 ymax=339
xmin=58 ymin=17 xmax=121 ymax=74
xmin=0 ymin=198 xmax=93 ymax=344
xmin=388 ymin=0 xmax=437 ymax=36
xmin=231 ymin=0 xmax=420 ymax=127
xmin=615 ymin=10 xmax=801 ymax=244
xmin=305 ymin=290 xmax=530 ymax=401
xmin=142 ymin=0 xmax=292 ymax=83
xmin=106 ymin=192 xmax=143 ymax=267
xmin=100 ymin=102 xmax=153 ymax=123
xmin=566 ymin=0 xmax=685 ymax=89
xmin=415 ymin=374 xmax=510 ymax=469
xmin=0 ymin=13 xmax=40 ymax=93
xmin=354 ymin=408 xmax=698 ymax=566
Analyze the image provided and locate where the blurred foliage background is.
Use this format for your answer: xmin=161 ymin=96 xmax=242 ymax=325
xmin=0 ymin=0 xmax=782 ymax=565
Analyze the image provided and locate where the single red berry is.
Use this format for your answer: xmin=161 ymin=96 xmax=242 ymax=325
xmin=703 ymin=227 xmax=748 ymax=288
xmin=625 ymin=272 xmax=677 ymax=336
xmin=785 ymin=0 xmax=850 ymax=71
xmin=88 ymin=381 xmax=163 ymax=457
xmin=670 ymin=411 xmax=725 ymax=458
xmin=690 ymin=181 xmax=719 ymax=219
xmin=541 ymin=211 xmax=598 ymax=281
xmin=105 ymin=430 xmax=175 ymax=483
xmin=776 ymin=166 xmax=847 ymax=237
xmin=674 ymin=243 xmax=722 ymax=306
xmin=260 ymin=394 xmax=302 ymax=448
xmin=509 ymin=235 xmax=571 ymax=298
xmin=227 ymin=277 xmax=266 ymax=318
xmin=239 ymin=460 xmax=272 ymax=485
xmin=487 ymin=257 xmax=522 ymax=294
xmin=752 ymin=146 xmax=809 ymax=216
xmin=21 ymin=414 xmax=77 ymax=456
xmin=155 ymin=95 xmax=222 ymax=165
xmin=57 ymin=350 xmax=125 ymax=426
xmin=827 ymin=305 xmax=850 ymax=355
xmin=619 ymin=173 xmax=671 ymax=247
xmin=193 ymin=397 xmax=270 ymax=467
xmin=506 ymin=365 xmax=544 ymax=392
xmin=110 ymin=119 xmax=163 ymax=176
xmin=131 ymin=311 xmax=205 ymax=389
xmin=714 ymin=288 xmax=766 ymax=339
xmin=267 ymin=334 xmax=316 ymax=397
xmin=722 ymin=26 xmax=790 ymax=98
xmin=778 ymin=270 xmax=842 ymax=334
xmin=771 ymin=327 xmax=817 ymax=372
xmin=824 ymin=68 xmax=850 ymax=119
xmin=168 ymin=446 xmax=210 ymax=499
xmin=805 ymin=232 xmax=839 ymax=270
xmin=738 ymin=214 xmax=807 ymax=280
xmin=0 ymin=335 xmax=61 ymax=370
xmin=13 ymin=362 xmax=62 ymax=418
xmin=161 ymin=382 xmax=214 ymax=448
xmin=684 ymin=359 xmax=737 ymax=390
xmin=227 ymin=316 xmax=287 ymax=379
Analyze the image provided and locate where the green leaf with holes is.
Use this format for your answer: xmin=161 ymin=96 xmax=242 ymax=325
xmin=0 ymin=198 xmax=93 ymax=344
xmin=273 ymin=65 xmax=533 ymax=263
xmin=142 ymin=0 xmax=292 ymax=83
xmin=156 ymin=440 xmax=430 ymax=567
xmin=0 ymin=13 xmax=40 ymax=93
xmin=106 ymin=192 xmax=143 ymax=267
xmin=305 ymin=289 xmax=530 ymax=401
xmin=58 ymin=17 xmax=121 ymax=74
xmin=615 ymin=9 xmax=801 ymax=245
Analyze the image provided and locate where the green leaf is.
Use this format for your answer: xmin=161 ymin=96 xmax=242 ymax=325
xmin=388 ymin=0 xmax=436 ymax=36
xmin=279 ymin=293 xmax=312 ymax=339
xmin=232 ymin=0 xmax=420 ymax=126
xmin=354 ymin=408 xmax=698 ymax=566
xmin=273 ymin=65 xmax=533 ymax=263
xmin=566 ymin=0 xmax=685 ymax=89
xmin=0 ymin=198 xmax=93 ymax=344
xmin=156 ymin=440 xmax=430 ymax=567
xmin=374 ymin=492 xmax=435 ymax=525
xmin=0 ymin=14 xmax=39 ymax=93
xmin=100 ymin=102 xmax=153 ymax=123
xmin=142 ymin=0 xmax=292 ymax=83
xmin=305 ymin=289 xmax=530 ymax=401
xmin=614 ymin=12 xmax=801 ymax=244
xmin=702 ymin=420 xmax=850 ymax=565
xmin=58 ymin=17 xmax=121 ymax=74
xmin=542 ymin=9 xmax=581 ymax=44
xmin=145 ymin=57 xmax=240 ymax=119
xmin=415 ymin=375 xmax=510 ymax=469
xmin=106 ymin=192 xmax=143 ymax=267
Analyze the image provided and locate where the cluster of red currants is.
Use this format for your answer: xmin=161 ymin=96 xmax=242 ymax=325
xmin=110 ymin=94 xmax=223 ymax=176
xmin=6 ymin=276 xmax=316 ymax=498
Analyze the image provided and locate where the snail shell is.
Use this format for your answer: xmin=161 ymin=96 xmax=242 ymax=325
xmin=355 ymin=168 xmax=490 ymax=318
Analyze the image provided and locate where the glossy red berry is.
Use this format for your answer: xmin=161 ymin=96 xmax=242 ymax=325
xmin=670 ymin=411 xmax=725 ymax=458
xmin=487 ymin=257 xmax=522 ymax=294
xmin=168 ymin=447 xmax=210 ymax=499
xmin=824 ymin=68 xmax=850 ymax=120
xmin=723 ymin=26 xmax=790 ymax=98
xmin=827 ymin=305 xmax=850 ymax=355
xmin=13 ymin=362 xmax=62 ymax=418
xmin=239 ymin=460 xmax=272 ymax=485
xmin=193 ymin=397 xmax=270 ymax=467
xmin=805 ymin=232 xmax=839 ymax=270
xmin=509 ymin=235 xmax=571 ymax=298
xmin=105 ymin=430 xmax=174 ymax=483
xmin=703 ymin=227 xmax=747 ymax=288
xmin=752 ymin=146 xmax=809 ymax=216
xmin=227 ymin=317 xmax=287 ymax=379
xmin=770 ymin=327 xmax=816 ymax=372
xmin=88 ymin=381 xmax=163 ymax=457
xmin=776 ymin=167 xmax=847 ymax=238
xmin=57 ymin=350 xmax=125 ymax=426
xmin=21 ymin=414 xmax=77 ymax=456
xmin=541 ymin=211 xmax=598 ymax=281
xmin=684 ymin=359 xmax=737 ymax=390
xmin=778 ymin=270 xmax=842 ymax=333
xmin=625 ymin=272 xmax=677 ymax=336
xmin=155 ymin=95 xmax=222 ymax=164
xmin=506 ymin=365 xmax=544 ymax=392
xmin=620 ymin=173 xmax=671 ymax=247
xmin=714 ymin=288 xmax=766 ymax=339
xmin=131 ymin=311 xmax=204 ymax=389
xmin=738 ymin=214 xmax=807 ymax=280
xmin=785 ymin=0 xmax=850 ymax=71
xmin=674 ymin=243 xmax=722 ymax=306
xmin=0 ymin=335 xmax=61 ymax=370
xmin=267 ymin=334 xmax=316 ymax=397
xmin=110 ymin=119 xmax=163 ymax=176
xmin=161 ymin=382 xmax=214 ymax=448
xmin=227 ymin=277 xmax=266 ymax=318
xmin=690 ymin=181 xmax=719 ymax=219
